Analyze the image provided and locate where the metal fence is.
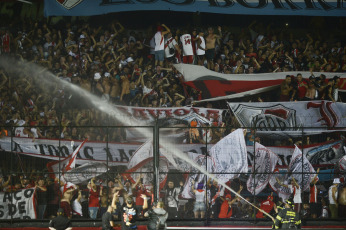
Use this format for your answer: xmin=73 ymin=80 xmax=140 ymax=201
xmin=0 ymin=125 xmax=345 ymax=223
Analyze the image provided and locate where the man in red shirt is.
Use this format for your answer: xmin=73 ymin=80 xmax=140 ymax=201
xmin=256 ymin=193 xmax=276 ymax=219
xmin=293 ymin=73 xmax=308 ymax=101
xmin=134 ymin=178 xmax=151 ymax=218
xmin=88 ymin=177 xmax=100 ymax=219
xmin=218 ymin=185 xmax=243 ymax=218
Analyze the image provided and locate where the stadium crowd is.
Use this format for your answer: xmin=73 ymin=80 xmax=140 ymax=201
xmin=0 ymin=13 xmax=346 ymax=224
xmin=0 ymin=15 xmax=345 ymax=140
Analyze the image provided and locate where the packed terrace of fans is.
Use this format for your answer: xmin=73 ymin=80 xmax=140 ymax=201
xmin=0 ymin=14 xmax=345 ymax=222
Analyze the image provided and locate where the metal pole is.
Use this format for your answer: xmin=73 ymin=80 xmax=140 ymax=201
xmin=154 ymin=124 xmax=160 ymax=202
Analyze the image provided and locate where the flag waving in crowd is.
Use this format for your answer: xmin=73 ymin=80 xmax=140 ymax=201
xmin=289 ymin=145 xmax=318 ymax=192
xmin=247 ymin=142 xmax=279 ymax=195
xmin=209 ymin=129 xmax=248 ymax=183
xmin=47 ymin=140 xmax=87 ymax=182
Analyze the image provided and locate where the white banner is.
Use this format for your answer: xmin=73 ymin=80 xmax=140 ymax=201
xmin=0 ymin=188 xmax=36 ymax=219
xmin=209 ymin=129 xmax=248 ymax=184
xmin=60 ymin=162 xmax=108 ymax=184
xmin=269 ymin=168 xmax=292 ymax=201
xmin=0 ymin=137 xmax=344 ymax=168
xmin=113 ymin=105 xmax=223 ymax=125
xmin=247 ymin=143 xmax=279 ymax=195
xmin=181 ymin=152 xmax=216 ymax=199
xmin=289 ymin=145 xmax=317 ymax=192
xmin=228 ymin=101 xmax=346 ymax=130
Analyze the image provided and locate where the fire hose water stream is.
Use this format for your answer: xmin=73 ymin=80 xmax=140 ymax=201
xmin=0 ymin=57 xmax=274 ymax=222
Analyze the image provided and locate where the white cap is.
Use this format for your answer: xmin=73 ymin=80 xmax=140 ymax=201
xmin=80 ymin=34 xmax=85 ymax=39
xmin=333 ymin=178 xmax=340 ymax=184
xmin=257 ymin=35 xmax=264 ymax=42
xmin=94 ymin=72 xmax=101 ymax=80
xmin=104 ymin=72 xmax=110 ymax=77
xmin=127 ymin=57 xmax=134 ymax=63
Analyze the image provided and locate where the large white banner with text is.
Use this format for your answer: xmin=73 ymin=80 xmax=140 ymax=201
xmin=0 ymin=137 xmax=344 ymax=167
xmin=0 ymin=188 xmax=36 ymax=219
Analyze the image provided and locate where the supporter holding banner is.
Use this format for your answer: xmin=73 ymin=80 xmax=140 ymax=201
xmin=0 ymin=188 xmax=36 ymax=219
xmin=247 ymin=143 xmax=279 ymax=195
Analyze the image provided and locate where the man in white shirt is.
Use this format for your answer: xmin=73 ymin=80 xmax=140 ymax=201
xmin=164 ymin=32 xmax=180 ymax=64
xmin=329 ymin=178 xmax=340 ymax=218
xmin=276 ymin=177 xmax=302 ymax=213
xmin=180 ymin=31 xmax=194 ymax=64
xmin=195 ymin=30 xmax=206 ymax=66
xmin=154 ymin=24 xmax=170 ymax=67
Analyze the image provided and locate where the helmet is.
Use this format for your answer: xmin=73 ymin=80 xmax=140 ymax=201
xmin=285 ymin=199 xmax=293 ymax=208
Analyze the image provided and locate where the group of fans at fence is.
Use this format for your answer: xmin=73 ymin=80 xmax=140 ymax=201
xmin=1 ymin=168 xmax=346 ymax=225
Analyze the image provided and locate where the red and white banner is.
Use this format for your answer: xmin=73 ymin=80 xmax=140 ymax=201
xmin=47 ymin=140 xmax=87 ymax=178
xmin=46 ymin=140 xmax=108 ymax=184
xmin=228 ymin=101 xmax=346 ymax=130
xmin=114 ymin=105 xmax=223 ymax=124
xmin=247 ymin=143 xmax=279 ymax=195
xmin=0 ymin=188 xmax=36 ymax=219
xmin=124 ymin=140 xmax=168 ymax=190
xmin=1 ymin=136 xmax=345 ymax=168
xmin=175 ymin=64 xmax=346 ymax=99
xmin=209 ymin=129 xmax=248 ymax=183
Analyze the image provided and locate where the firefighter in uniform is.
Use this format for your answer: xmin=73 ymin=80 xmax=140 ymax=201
xmin=274 ymin=199 xmax=301 ymax=229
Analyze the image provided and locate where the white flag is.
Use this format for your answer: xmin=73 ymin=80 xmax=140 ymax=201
xmin=289 ymin=145 xmax=317 ymax=191
xmin=269 ymin=168 xmax=292 ymax=201
xmin=247 ymin=142 xmax=279 ymax=195
xmin=181 ymin=152 xmax=215 ymax=199
xmin=209 ymin=129 xmax=248 ymax=184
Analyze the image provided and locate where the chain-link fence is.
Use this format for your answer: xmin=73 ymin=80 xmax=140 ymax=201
xmin=0 ymin=125 xmax=345 ymax=223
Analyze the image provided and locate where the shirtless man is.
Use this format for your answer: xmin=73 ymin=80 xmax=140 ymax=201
xmin=120 ymin=75 xmax=130 ymax=104
xmin=280 ymin=75 xmax=294 ymax=101
xmin=60 ymin=182 xmax=76 ymax=219
xmin=80 ymin=76 xmax=92 ymax=92
xmin=101 ymin=74 xmax=111 ymax=101
xmin=304 ymin=81 xmax=317 ymax=100
xmin=110 ymin=75 xmax=120 ymax=103
xmin=205 ymin=26 xmax=222 ymax=69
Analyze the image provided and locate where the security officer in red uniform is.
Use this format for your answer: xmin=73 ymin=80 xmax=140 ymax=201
xmin=274 ymin=199 xmax=301 ymax=229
